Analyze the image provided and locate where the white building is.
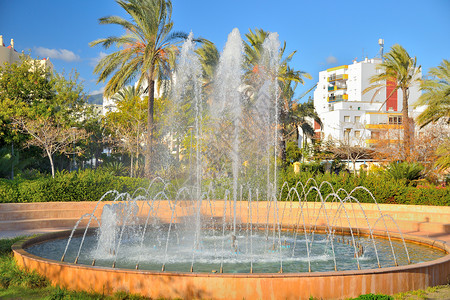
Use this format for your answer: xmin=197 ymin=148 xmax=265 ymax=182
xmin=0 ymin=34 xmax=53 ymax=73
xmin=313 ymin=56 xmax=422 ymax=147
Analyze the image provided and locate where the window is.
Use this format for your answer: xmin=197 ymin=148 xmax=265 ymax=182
xmin=389 ymin=116 xmax=402 ymax=124
xmin=355 ymin=130 xmax=361 ymax=138
xmin=344 ymin=128 xmax=351 ymax=141
xmin=355 ymin=116 xmax=361 ymax=123
xmin=344 ymin=116 xmax=350 ymax=122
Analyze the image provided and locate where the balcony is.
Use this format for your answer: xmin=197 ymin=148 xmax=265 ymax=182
xmin=364 ymin=113 xmax=403 ymax=130
xmin=366 ymin=124 xmax=403 ymax=130
xmin=365 ymin=124 xmax=402 ymax=130
xmin=327 ymin=74 xmax=348 ymax=82
xmin=366 ymin=139 xmax=401 ymax=145
xmin=328 ymin=84 xmax=347 ymax=92
xmin=327 ymin=94 xmax=348 ymax=102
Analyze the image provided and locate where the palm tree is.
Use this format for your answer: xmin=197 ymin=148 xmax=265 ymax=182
xmin=243 ymin=28 xmax=311 ymax=165
xmin=415 ymin=59 xmax=450 ymax=127
xmin=291 ymin=97 xmax=322 ymax=149
xmin=90 ymin=0 xmax=188 ymax=176
xmin=363 ymin=44 xmax=421 ymax=159
xmin=195 ymin=41 xmax=220 ymax=107
xmin=196 ymin=41 xmax=220 ymax=87
xmin=243 ymin=28 xmax=310 ymax=90
xmin=434 ymin=138 xmax=450 ymax=173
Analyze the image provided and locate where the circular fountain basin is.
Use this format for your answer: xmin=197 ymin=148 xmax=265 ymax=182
xmin=13 ymin=228 xmax=450 ymax=299
xmin=24 ymin=227 xmax=445 ymax=273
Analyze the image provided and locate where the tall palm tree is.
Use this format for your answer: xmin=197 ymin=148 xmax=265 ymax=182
xmin=415 ymin=59 xmax=450 ymax=127
xmin=363 ymin=44 xmax=421 ymax=159
xmin=196 ymin=41 xmax=220 ymax=86
xmin=243 ymin=28 xmax=310 ymax=90
xmin=195 ymin=41 xmax=220 ymax=105
xmin=90 ymin=0 xmax=188 ymax=176
xmin=243 ymin=28 xmax=311 ymax=165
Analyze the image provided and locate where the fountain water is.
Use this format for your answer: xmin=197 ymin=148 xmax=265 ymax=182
xmin=49 ymin=29 xmax=445 ymax=274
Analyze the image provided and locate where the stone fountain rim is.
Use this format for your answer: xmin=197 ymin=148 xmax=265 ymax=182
xmin=12 ymin=227 xmax=450 ymax=278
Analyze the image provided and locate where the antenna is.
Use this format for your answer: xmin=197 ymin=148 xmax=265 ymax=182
xmin=378 ymin=39 xmax=384 ymax=60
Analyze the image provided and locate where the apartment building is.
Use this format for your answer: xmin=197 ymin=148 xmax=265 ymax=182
xmin=313 ymin=56 xmax=421 ymax=146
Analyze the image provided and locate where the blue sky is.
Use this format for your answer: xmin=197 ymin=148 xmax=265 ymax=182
xmin=1 ymin=0 xmax=449 ymax=100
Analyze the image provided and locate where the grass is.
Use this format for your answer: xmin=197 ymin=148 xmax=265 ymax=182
xmin=394 ymin=285 xmax=450 ymax=299
xmin=0 ymin=236 xmax=151 ymax=299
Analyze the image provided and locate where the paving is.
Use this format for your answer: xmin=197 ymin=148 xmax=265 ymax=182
xmin=1 ymin=201 xmax=449 ymax=244
xmin=0 ymin=227 xmax=72 ymax=239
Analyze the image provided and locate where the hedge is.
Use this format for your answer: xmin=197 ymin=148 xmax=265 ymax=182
xmin=0 ymin=168 xmax=448 ymax=206
xmin=0 ymin=169 xmax=149 ymax=203
xmin=279 ymin=168 xmax=450 ymax=206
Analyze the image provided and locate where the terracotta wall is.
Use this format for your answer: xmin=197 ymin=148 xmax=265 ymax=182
xmin=13 ymin=243 xmax=450 ymax=300
xmin=12 ymin=228 xmax=450 ymax=300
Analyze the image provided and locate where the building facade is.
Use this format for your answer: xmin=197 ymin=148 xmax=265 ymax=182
xmin=0 ymin=35 xmax=20 ymax=66
xmin=0 ymin=34 xmax=53 ymax=72
xmin=313 ymin=57 xmax=422 ymax=146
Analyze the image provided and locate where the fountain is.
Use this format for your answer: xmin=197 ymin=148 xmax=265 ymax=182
xmin=12 ymin=29 xmax=450 ymax=299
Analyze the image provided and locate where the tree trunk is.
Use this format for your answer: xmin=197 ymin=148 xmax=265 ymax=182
xmin=136 ymin=123 xmax=140 ymax=177
xmin=130 ymin=152 xmax=134 ymax=178
xmin=11 ymin=143 xmax=14 ymax=180
xmin=145 ymin=70 xmax=155 ymax=177
xmin=48 ymin=151 xmax=55 ymax=178
xmin=280 ymin=138 xmax=286 ymax=167
xmin=136 ymin=146 xmax=139 ymax=178
xmin=402 ymin=87 xmax=411 ymax=160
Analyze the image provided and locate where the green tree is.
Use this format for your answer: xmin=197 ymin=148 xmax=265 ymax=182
xmin=0 ymin=57 xmax=90 ymax=176
xmin=415 ymin=59 xmax=450 ymax=127
xmin=0 ymin=56 xmax=53 ymax=145
xmin=106 ymin=85 xmax=147 ymax=177
xmin=363 ymin=44 xmax=421 ymax=160
xmin=13 ymin=117 xmax=88 ymax=178
xmin=90 ymin=0 xmax=190 ymax=176
xmin=79 ymin=113 xmax=108 ymax=171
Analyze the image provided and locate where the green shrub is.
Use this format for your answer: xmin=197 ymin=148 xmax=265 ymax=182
xmin=0 ymin=179 xmax=19 ymax=203
xmin=278 ymin=166 xmax=449 ymax=206
xmin=351 ymin=293 xmax=393 ymax=300
xmin=0 ymin=167 xmax=448 ymax=205
xmin=102 ymin=162 xmax=129 ymax=177
xmin=0 ymin=169 xmax=149 ymax=203
xmin=384 ymin=162 xmax=424 ymax=183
